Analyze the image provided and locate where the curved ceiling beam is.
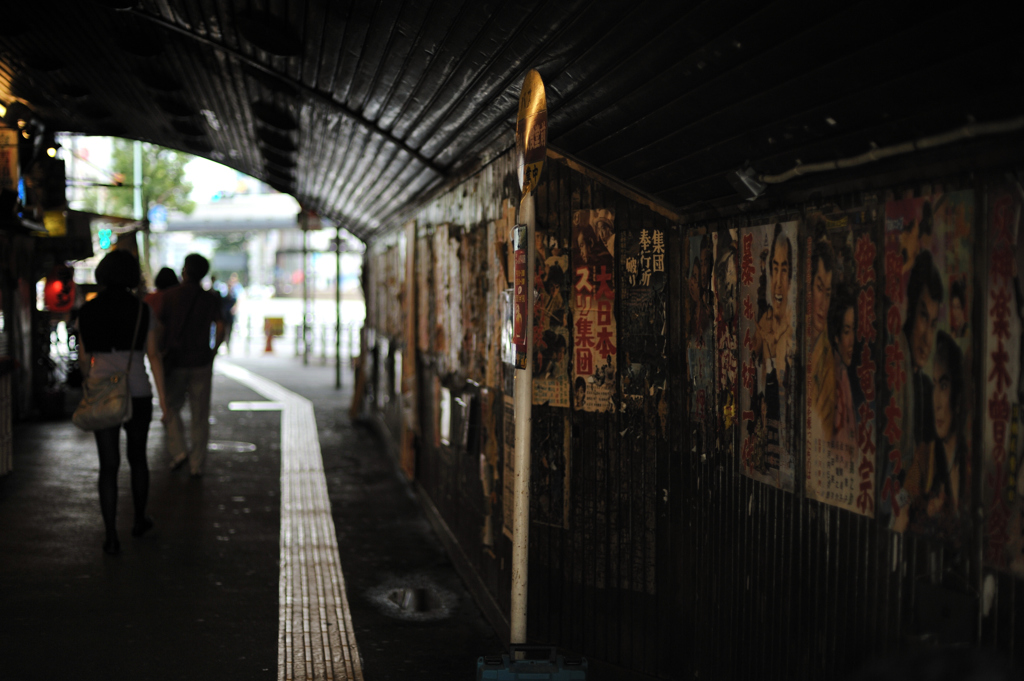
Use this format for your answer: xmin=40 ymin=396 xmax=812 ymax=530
xmin=130 ymin=9 xmax=448 ymax=178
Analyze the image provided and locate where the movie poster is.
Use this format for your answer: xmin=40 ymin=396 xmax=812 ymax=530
xmin=714 ymin=229 xmax=739 ymax=453
xmin=687 ymin=231 xmax=716 ymax=458
xmin=879 ymin=191 xmax=973 ymax=545
xmin=803 ymin=208 xmax=880 ymax=515
xmin=572 ymin=209 xmax=616 ymax=413
xmin=982 ymin=186 xmax=1024 ymax=574
xmin=620 ymin=226 xmax=668 ymax=396
xmin=533 ymin=229 xmax=571 ymax=407
xmin=738 ymin=221 xmax=799 ymax=491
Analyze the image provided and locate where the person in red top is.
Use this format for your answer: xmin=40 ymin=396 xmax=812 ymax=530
xmin=143 ymin=266 xmax=179 ymax=321
xmin=159 ymin=254 xmax=224 ymax=477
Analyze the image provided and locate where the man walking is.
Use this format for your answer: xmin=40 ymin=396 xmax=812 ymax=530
xmin=160 ymin=253 xmax=224 ymax=477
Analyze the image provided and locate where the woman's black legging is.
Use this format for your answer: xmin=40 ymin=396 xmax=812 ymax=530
xmin=93 ymin=397 xmax=153 ymax=538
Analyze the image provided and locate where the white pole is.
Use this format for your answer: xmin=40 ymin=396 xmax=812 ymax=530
xmin=510 ymin=192 xmax=535 ymax=645
xmin=132 ymin=140 xmax=142 ymax=220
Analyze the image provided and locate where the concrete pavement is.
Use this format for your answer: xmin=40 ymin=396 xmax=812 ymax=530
xmin=0 ymin=350 xmax=499 ymax=680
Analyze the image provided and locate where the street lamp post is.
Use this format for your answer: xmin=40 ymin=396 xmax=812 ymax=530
xmin=335 ymin=227 xmax=342 ymax=390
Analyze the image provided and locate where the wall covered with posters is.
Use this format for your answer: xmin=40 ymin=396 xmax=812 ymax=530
xmin=361 ymin=147 xmax=1024 ymax=678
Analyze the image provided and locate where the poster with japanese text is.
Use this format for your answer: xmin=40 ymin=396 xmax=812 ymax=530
xmin=803 ymin=208 xmax=880 ymax=515
xmin=687 ymin=231 xmax=716 ymax=458
xmin=738 ymin=221 xmax=799 ymax=491
xmin=983 ymin=186 xmax=1024 ymax=574
xmin=880 ymin=191 xmax=973 ymax=545
xmin=714 ymin=229 xmax=739 ymax=455
xmin=533 ymin=229 xmax=571 ymax=407
xmin=572 ymin=209 xmax=616 ymax=413
xmin=620 ymin=226 xmax=668 ymax=396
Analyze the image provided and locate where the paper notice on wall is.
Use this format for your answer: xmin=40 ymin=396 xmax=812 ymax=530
xmin=571 ymin=209 xmax=616 ymax=413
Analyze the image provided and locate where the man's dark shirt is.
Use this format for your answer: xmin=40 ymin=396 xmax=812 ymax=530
xmin=159 ymin=282 xmax=223 ymax=368
xmin=911 ymin=369 xmax=936 ymax=448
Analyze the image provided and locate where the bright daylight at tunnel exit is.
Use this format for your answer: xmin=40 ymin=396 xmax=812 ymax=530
xmin=1 ymin=1 xmax=1023 ymax=680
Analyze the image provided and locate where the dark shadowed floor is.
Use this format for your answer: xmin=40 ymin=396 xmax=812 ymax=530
xmin=0 ymin=350 xmax=499 ymax=680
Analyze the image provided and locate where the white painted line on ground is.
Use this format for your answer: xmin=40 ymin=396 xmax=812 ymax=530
xmin=217 ymin=361 xmax=364 ymax=681
xmin=228 ymin=401 xmax=286 ymax=411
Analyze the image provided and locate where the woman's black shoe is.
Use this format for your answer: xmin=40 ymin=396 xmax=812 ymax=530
xmin=103 ymin=537 xmax=121 ymax=555
xmin=131 ymin=517 xmax=154 ymax=537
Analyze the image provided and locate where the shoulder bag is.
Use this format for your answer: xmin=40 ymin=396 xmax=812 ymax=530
xmin=72 ymin=299 xmax=144 ymax=431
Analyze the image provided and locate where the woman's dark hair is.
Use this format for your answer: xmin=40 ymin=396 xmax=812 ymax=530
xmin=950 ymin=277 xmax=967 ymax=309
xmin=576 ymin=225 xmax=603 ymax=258
xmin=934 ymin=330 xmax=965 ymax=436
xmin=154 ymin=266 xmax=179 ymax=291
xmin=811 ymin=236 xmax=834 ymax=283
xmin=932 ymin=330 xmax=966 ymax=503
xmin=903 ymin=250 xmax=944 ymax=341
xmin=95 ymin=250 xmax=141 ymax=289
xmin=828 ymin=284 xmax=856 ymax=349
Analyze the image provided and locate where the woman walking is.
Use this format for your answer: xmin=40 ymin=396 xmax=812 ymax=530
xmin=77 ymin=251 xmax=168 ymax=555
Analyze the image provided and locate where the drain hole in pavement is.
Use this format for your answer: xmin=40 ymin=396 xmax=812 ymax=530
xmin=208 ymin=441 xmax=257 ymax=452
xmin=386 ymin=588 xmax=438 ymax=613
xmin=370 ymin=577 xmax=455 ymax=621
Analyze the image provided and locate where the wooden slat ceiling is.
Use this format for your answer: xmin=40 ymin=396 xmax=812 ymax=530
xmin=0 ymin=1 xmax=1018 ymax=242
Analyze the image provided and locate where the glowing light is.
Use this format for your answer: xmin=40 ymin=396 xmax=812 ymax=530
xmin=46 ymin=146 xmax=57 ymax=157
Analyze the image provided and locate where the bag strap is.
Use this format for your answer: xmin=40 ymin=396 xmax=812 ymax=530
xmin=125 ymin=297 xmax=145 ymax=373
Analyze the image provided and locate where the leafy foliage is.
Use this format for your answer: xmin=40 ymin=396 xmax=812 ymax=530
xmin=103 ymin=139 xmax=196 ymax=218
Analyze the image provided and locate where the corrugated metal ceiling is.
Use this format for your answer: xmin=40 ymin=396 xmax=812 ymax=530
xmin=0 ymin=1 xmax=1018 ymax=242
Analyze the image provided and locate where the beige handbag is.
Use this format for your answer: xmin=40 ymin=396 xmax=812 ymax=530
xmin=72 ymin=300 xmax=144 ymax=431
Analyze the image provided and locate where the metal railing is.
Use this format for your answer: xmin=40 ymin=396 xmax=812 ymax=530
xmin=233 ymin=317 xmax=359 ymax=364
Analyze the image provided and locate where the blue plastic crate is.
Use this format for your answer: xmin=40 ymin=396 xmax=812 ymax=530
xmin=477 ymin=645 xmax=587 ymax=680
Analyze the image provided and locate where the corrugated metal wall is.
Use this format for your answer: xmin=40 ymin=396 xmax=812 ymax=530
xmin=362 ymin=150 xmax=1024 ymax=679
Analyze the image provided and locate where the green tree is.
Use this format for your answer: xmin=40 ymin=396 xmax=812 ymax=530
xmin=105 ymin=139 xmax=196 ymax=218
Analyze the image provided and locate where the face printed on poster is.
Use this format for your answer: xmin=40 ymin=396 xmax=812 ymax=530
xmin=880 ymin=191 xmax=973 ymax=546
xmin=803 ymin=208 xmax=880 ymax=516
xmin=715 ymin=229 xmax=739 ymax=449
xmin=738 ymin=221 xmax=799 ymax=491
xmin=572 ymin=209 xmax=616 ymax=413
xmin=533 ymin=230 xmax=571 ymax=407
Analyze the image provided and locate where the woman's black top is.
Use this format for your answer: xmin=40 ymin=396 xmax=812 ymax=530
xmin=78 ymin=288 xmax=149 ymax=352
